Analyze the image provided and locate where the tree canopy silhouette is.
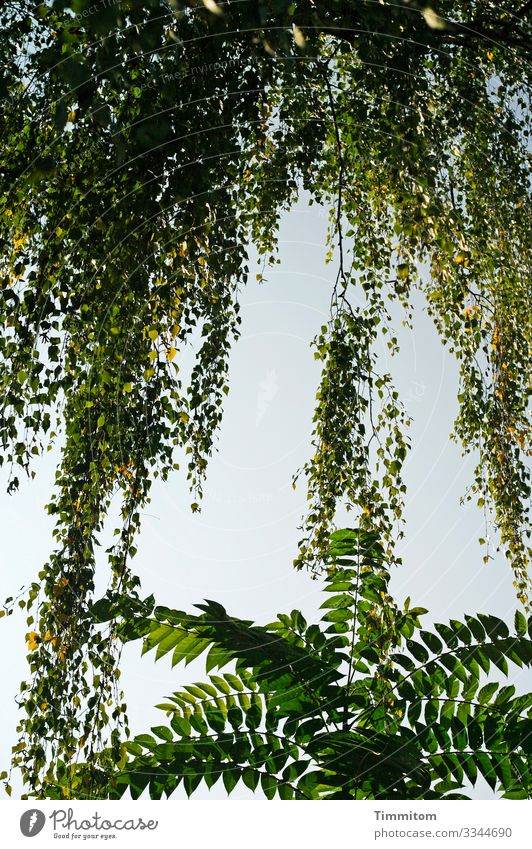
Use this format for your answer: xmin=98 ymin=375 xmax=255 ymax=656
xmin=0 ymin=0 xmax=530 ymax=795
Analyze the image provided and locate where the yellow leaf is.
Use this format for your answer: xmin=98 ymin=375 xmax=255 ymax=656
xmin=26 ymin=631 xmax=39 ymax=651
xmin=422 ymin=8 xmax=447 ymax=30
xmin=148 ymin=328 xmax=158 ymax=341
xmin=166 ymin=346 xmax=177 ymax=362
xmin=148 ymin=350 xmax=158 ymax=362
xmin=202 ymin=0 xmax=222 ymax=15
xmin=293 ymin=25 xmax=306 ymax=48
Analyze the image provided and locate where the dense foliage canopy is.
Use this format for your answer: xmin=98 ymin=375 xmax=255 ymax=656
xmin=52 ymin=530 xmax=532 ymax=800
xmin=0 ymin=0 xmax=530 ymax=796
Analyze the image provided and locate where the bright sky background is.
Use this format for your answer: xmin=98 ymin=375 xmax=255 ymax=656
xmin=1 ymin=197 xmax=528 ymax=800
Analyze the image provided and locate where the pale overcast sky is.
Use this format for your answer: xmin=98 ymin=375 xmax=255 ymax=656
xmin=1 ymin=198 xmax=527 ymax=800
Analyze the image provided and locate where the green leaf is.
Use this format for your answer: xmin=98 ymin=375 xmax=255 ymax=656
xmin=477 ymin=614 xmax=509 ymax=640
xmin=515 ymin=610 xmax=527 ymax=636
xmin=419 ymin=630 xmax=443 ymax=654
xmin=474 ymin=752 xmax=498 ymax=791
xmin=170 ymin=715 xmax=191 ymax=737
xmin=460 ymin=753 xmax=478 ymax=786
xmin=406 ymin=640 xmax=429 ymax=663
xmin=477 ymin=683 xmax=498 ymax=705
xmin=151 ymin=725 xmax=173 ymax=742
xmin=467 ymin=718 xmax=483 ymax=750
xmin=261 ymin=771 xmax=278 ymax=800
xmin=242 ymin=767 xmax=259 ymax=792
xmin=465 ymin=616 xmax=486 ymax=642
xmin=223 ymin=767 xmax=240 ymax=795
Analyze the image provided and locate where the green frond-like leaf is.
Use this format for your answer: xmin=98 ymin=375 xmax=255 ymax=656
xmin=69 ymin=529 xmax=532 ymax=800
